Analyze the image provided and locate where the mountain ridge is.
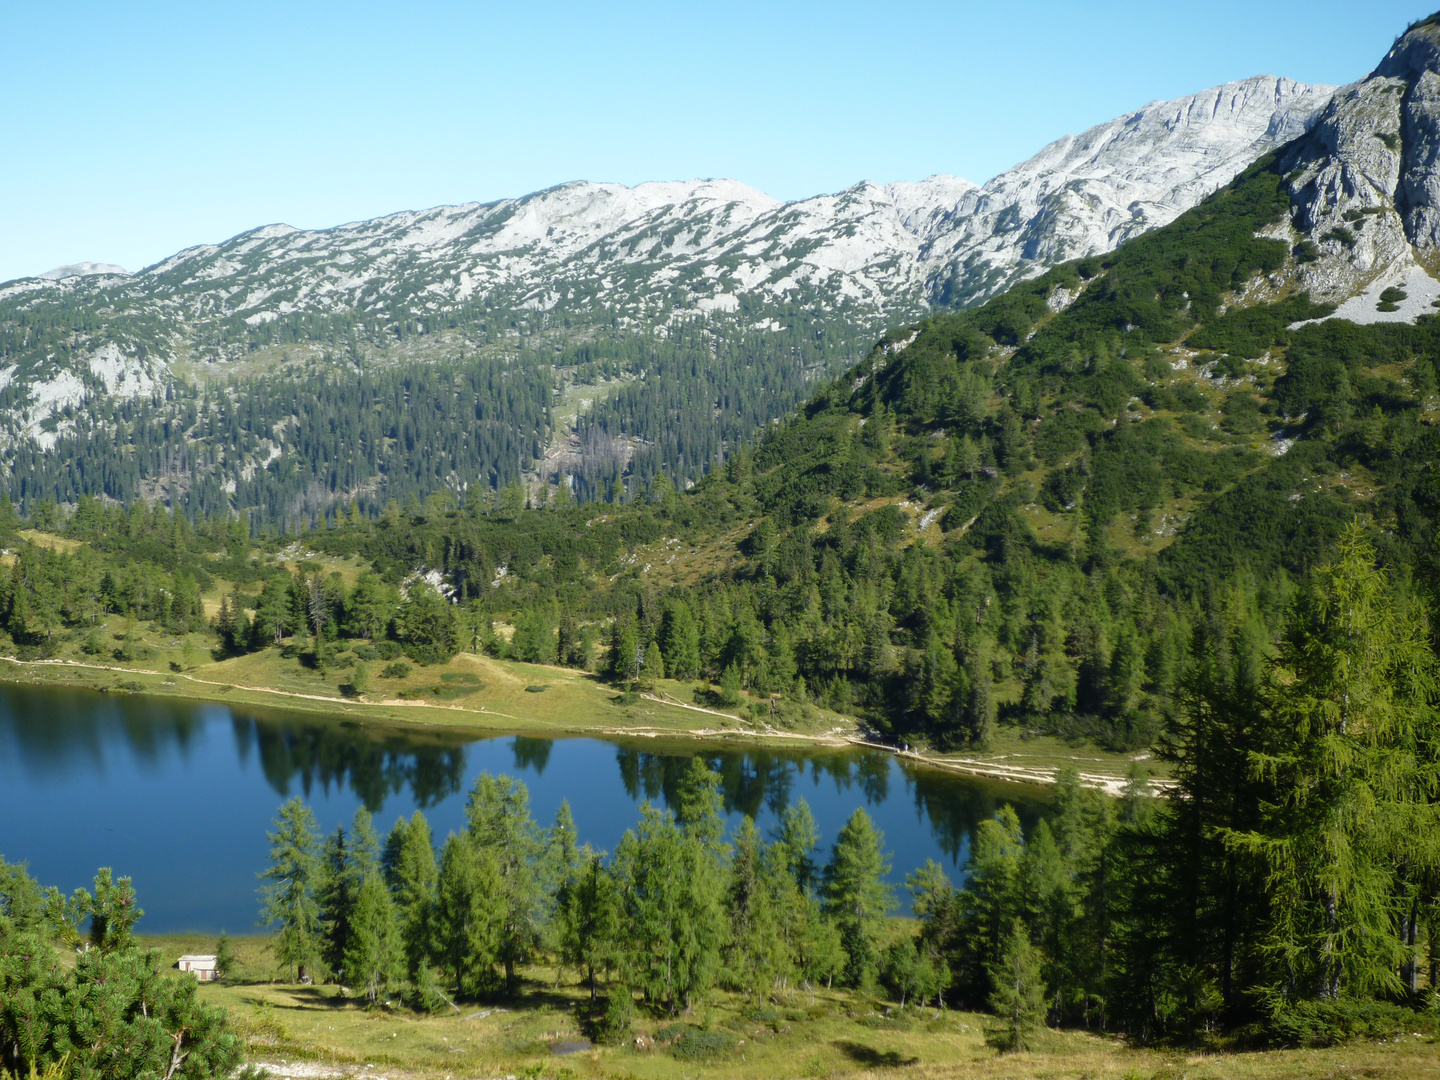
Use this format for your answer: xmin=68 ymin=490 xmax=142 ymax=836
xmin=0 ymin=73 xmax=1336 ymax=519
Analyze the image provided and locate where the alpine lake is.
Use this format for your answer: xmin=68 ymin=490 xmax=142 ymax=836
xmin=0 ymin=682 xmax=1048 ymax=932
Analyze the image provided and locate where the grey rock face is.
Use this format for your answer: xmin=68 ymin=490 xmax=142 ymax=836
xmin=1284 ymin=18 xmax=1440 ymax=304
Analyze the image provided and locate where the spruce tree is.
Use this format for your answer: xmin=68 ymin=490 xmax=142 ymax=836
xmin=215 ymin=931 xmax=235 ymax=981
xmin=661 ymin=600 xmax=701 ymax=680
xmin=317 ymin=825 xmax=352 ymax=980
xmin=957 ymin=806 xmax=1024 ymax=1003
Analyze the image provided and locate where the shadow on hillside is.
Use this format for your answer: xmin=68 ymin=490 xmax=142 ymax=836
xmin=833 ymin=1040 xmax=919 ymax=1067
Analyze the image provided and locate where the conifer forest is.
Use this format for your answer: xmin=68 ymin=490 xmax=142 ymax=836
xmin=6 ymin=30 xmax=1440 ymax=1076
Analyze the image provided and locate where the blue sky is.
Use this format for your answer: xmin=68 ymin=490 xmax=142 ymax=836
xmin=0 ymin=1 xmax=1428 ymax=282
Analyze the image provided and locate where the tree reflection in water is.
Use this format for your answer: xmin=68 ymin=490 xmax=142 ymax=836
xmin=510 ymin=736 xmax=553 ymax=775
xmin=612 ymin=743 xmax=1044 ymax=867
xmin=231 ymin=716 xmax=469 ymax=810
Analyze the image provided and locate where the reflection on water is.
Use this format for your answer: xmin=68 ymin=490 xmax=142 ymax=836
xmin=511 ymin=736 xmax=553 ymax=776
xmin=613 ymin=745 xmax=1040 ymax=865
xmin=232 ymin=717 xmax=469 ymax=809
xmin=0 ymin=682 xmax=1047 ymax=932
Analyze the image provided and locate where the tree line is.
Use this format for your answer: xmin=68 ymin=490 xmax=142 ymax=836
xmin=256 ymin=526 xmax=1440 ymax=1047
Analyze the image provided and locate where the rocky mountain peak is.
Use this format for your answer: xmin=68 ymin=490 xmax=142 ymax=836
xmin=1279 ymin=12 xmax=1440 ymax=316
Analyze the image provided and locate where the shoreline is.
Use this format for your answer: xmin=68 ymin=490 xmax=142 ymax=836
xmin=0 ymin=654 xmax=1165 ymax=797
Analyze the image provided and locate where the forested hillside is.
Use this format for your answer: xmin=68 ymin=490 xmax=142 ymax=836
xmin=7 ymin=143 xmax=1440 ymax=755
xmin=0 ymin=76 xmax=1330 ymax=530
xmin=0 ymin=308 xmax=865 ymax=522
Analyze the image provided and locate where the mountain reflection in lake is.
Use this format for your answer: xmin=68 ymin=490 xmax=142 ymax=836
xmin=0 ymin=683 xmax=1046 ymax=933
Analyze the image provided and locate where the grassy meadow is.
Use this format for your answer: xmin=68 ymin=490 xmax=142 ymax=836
xmin=135 ymin=933 xmax=1437 ymax=1080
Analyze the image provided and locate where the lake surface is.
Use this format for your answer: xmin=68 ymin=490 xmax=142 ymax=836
xmin=0 ymin=684 xmax=1047 ymax=932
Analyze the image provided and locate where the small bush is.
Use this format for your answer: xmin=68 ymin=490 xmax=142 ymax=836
xmin=352 ymin=644 xmax=379 ymax=661
xmin=1293 ymin=240 xmax=1319 ymax=263
xmin=1213 ymin=353 xmax=1248 ymax=379
xmin=376 ymin=641 xmax=402 ymax=660
xmin=439 ymin=671 xmax=481 ymax=684
xmin=431 ymin=682 xmax=481 ymax=700
xmin=112 ymin=639 xmax=153 ymax=663
xmin=587 ymin=990 xmax=634 ymax=1045
xmin=1264 ymin=998 xmax=1430 ymax=1047
xmin=382 ymin=661 xmax=412 ymax=679
xmin=1378 ymin=286 xmax=1408 ymax=313
xmin=524 ymin=684 xmax=547 ymax=693
xmin=1322 ymin=226 xmax=1356 ymax=248
xmin=672 ymin=1028 xmax=739 ymax=1061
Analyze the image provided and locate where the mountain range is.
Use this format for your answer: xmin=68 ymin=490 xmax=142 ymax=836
xmin=0 ymin=73 xmax=1335 ymax=512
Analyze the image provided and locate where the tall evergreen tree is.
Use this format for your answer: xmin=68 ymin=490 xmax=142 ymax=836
xmin=956 ymin=806 xmax=1025 ymax=1003
xmin=383 ymin=812 xmax=439 ymax=989
xmin=773 ymin=798 xmax=821 ymax=894
xmin=1224 ymin=524 xmax=1440 ymax=1003
xmin=465 ymin=773 xmax=543 ymax=992
xmin=725 ymin=817 xmax=784 ymax=1001
xmin=344 ymin=870 xmax=403 ymax=1005
xmin=986 ymin=919 xmax=1047 ymax=1053
xmin=435 ymin=831 xmax=502 ymax=998
xmin=259 ymin=797 xmax=323 ymax=982
xmin=558 ymin=851 xmax=620 ymax=1001
xmin=823 ymin=808 xmax=893 ymax=989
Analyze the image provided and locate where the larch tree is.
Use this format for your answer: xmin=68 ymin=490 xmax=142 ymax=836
xmin=558 ymin=850 xmax=620 ymax=1001
xmin=259 ymin=797 xmax=323 ymax=982
xmin=383 ymin=812 xmax=438 ymax=988
xmin=986 ymin=919 xmax=1047 ymax=1053
xmin=465 ymin=773 xmax=543 ymax=993
xmin=1224 ymin=523 xmax=1440 ymax=1003
xmin=823 ymin=808 xmax=893 ymax=990
xmin=435 ymin=831 xmax=502 ymax=999
xmin=725 ymin=816 xmax=783 ymax=1002
xmin=344 ymin=870 xmax=403 ymax=1005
